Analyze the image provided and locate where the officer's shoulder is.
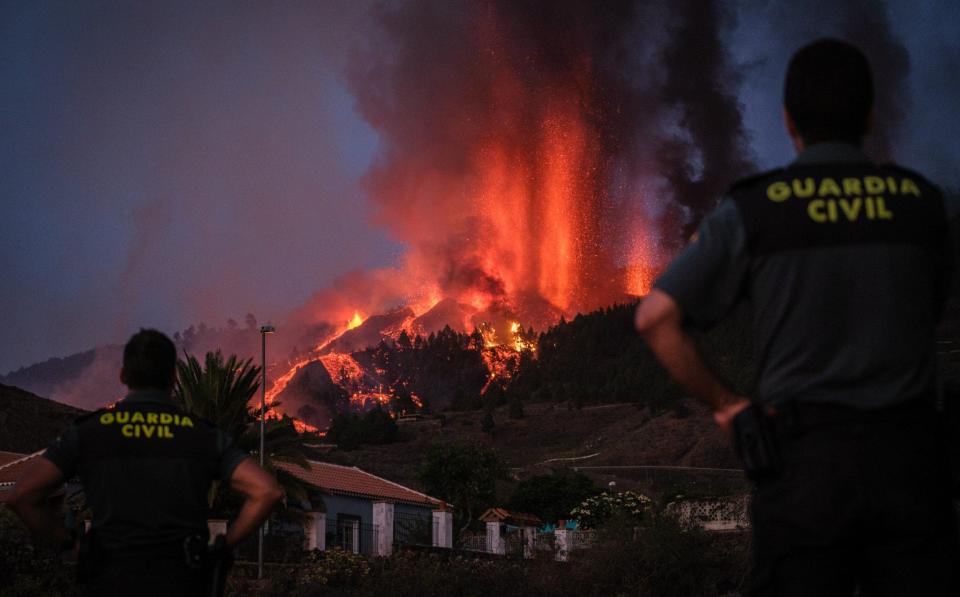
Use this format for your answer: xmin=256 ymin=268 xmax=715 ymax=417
xmin=726 ymin=168 xmax=785 ymax=195
xmin=73 ymin=407 xmax=112 ymax=425
xmin=882 ymin=163 xmax=941 ymax=191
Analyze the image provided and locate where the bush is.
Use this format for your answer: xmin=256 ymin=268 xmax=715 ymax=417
xmin=293 ymin=548 xmax=371 ymax=595
xmin=326 ymin=407 xmax=399 ymax=450
xmin=0 ymin=506 xmax=79 ymax=597
xmin=507 ymin=472 xmax=600 ymax=524
xmin=570 ymin=490 xmax=653 ymax=529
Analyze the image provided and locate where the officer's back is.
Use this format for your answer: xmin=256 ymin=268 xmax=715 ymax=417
xmin=9 ymin=329 xmax=281 ymax=597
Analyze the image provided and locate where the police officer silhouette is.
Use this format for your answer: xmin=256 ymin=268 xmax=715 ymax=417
xmin=9 ymin=329 xmax=282 ymax=596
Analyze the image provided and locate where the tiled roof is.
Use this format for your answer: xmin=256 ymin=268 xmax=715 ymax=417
xmin=480 ymin=507 xmax=542 ymax=527
xmin=0 ymin=451 xmax=26 ymax=468
xmin=0 ymin=451 xmax=42 ymax=493
xmin=277 ymin=459 xmax=445 ymax=509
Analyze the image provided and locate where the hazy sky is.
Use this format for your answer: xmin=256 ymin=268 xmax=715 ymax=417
xmin=2 ymin=0 xmax=958 ymax=373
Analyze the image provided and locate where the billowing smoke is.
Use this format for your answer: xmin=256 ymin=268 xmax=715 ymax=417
xmin=322 ymin=0 xmax=754 ymax=326
xmin=749 ymin=0 xmax=910 ymax=162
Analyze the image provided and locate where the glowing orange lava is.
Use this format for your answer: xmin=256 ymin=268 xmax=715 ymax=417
xmin=347 ymin=311 xmax=364 ymax=330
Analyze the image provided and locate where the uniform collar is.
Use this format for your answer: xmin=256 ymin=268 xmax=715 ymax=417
xmin=791 ymin=142 xmax=873 ymax=166
xmin=121 ymin=389 xmax=176 ymax=406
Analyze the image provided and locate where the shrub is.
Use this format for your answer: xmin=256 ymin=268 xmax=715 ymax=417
xmin=293 ymin=548 xmax=371 ymax=595
xmin=0 ymin=506 xmax=79 ymax=597
xmin=570 ymin=490 xmax=652 ymax=528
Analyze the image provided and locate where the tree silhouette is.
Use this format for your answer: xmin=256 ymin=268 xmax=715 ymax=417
xmin=174 ymin=351 xmax=311 ymax=510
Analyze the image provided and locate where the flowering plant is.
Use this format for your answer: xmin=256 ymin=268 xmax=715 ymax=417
xmin=569 ymin=490 xmax=652 ymax=528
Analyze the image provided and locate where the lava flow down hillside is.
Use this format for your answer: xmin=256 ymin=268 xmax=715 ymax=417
xmin=263 ymin=0 xmax=756 ymax=428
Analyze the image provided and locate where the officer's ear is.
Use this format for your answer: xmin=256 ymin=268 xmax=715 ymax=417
xmin=783 ymin=107 xmax=804 ymax=153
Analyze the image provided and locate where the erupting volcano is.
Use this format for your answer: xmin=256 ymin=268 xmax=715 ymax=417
xmin=263 ymin=0 xmax=754 ymax=428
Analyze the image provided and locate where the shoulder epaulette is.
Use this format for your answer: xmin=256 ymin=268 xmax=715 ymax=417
xmin=727 ymin=168 xmax=784 ymax=195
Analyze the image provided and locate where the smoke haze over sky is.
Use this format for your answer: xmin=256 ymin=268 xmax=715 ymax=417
xmin=2 ymin=0 xmax=959 ymax=373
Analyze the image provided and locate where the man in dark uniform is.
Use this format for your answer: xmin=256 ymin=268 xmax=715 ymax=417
xmin=8 ymin=329 xmax=282 ymax=596
xmin=635 ymin=39 xmax=959 ymax=595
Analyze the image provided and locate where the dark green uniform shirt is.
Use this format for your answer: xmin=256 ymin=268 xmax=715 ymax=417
xmin=44 ymin=390 xmax=247 ymax=552
xmin=655 ymin=143 xmax=952 ymax=409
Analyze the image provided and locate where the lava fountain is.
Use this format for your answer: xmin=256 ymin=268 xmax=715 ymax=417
xmin=269 ymin=0 xmax=753 ymax=425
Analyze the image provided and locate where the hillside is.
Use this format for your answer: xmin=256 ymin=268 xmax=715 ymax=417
xmin=0 ymin=383 xmax=86 ymax=453
xmin=0 ymin=346 xmax=124 ymax=411
xmin=319 ymin=399 xmax=746 ymax=501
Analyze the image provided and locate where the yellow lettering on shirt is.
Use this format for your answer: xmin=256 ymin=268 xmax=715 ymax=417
xmin=842 ymin=178 xmax=862 ymax=196
xmin=121 ymin=424 xmax=134 ymax=437
xmin=839 ymin=198 xmax=862 ymax=221
xmin=100 ymin=412 xmax=115 ymax=425
xmin=767 ymin=181 xmax=791 ymax=202
xmin=131 ymin=412 xmax=144 ymax=423
xmin=808 ymin=200 xmax=828 ymax=223
xmin=146 ymin=413 xmax=158 ymax=424
xmin=864 ymin=176 xmax=885 ymax=194
xmin=877 ymin=197 xmax=894 ymax=219
xmin=793 ymin=177 xmax=816 ymax=198
xmin=818 ymin=177 xmax=842 ymax=197
xmin=900 ymin=178 xmax=921 ymax=196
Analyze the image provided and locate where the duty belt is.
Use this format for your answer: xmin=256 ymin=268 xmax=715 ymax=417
xmin=769 ymin=398 xmax=934 ymax=436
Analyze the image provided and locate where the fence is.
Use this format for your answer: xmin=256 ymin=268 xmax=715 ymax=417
xmin=457 ymin=533 xmax=487 ymax=553
xmin=326 ymin=518 xmax=379 ymax=555
xmin=533 ymin=531 xmax=555 ymax=553
xmin=666 ymin=496 xmax=750 ymax=531
xmin=394 ymin=511 xmax=436 ymax=547
xmin=570 ymin=529 xmax=596 ymax=550
xmin=234 ymin=520 xmax=305 ymax=563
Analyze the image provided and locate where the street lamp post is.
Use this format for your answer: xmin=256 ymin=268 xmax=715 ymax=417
xmin=258 ymin=324 xmax=275 ymax=580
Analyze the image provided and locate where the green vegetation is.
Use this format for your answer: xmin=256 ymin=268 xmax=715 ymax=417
xmin=507 ymin=472 xmax=600 ymax=524
xmin=174 ymin=350 xmax=312 ymax=507
xmin=325 ymin=406 xmax=399 ymax=450
xmin=417 ymin=443 xmax=509 ymax=536
xmin=220 ymin=510 xmax=748 ymax=597
xmin=0 ymin=506 xmax=77 ymax=597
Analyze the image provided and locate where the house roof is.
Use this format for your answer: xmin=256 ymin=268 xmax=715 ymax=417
xmin=0 ymin=451 xmax=26 ymax=468
xmin=277 ymin=459 xmax=445 ymax=509
xmin=0 ymin=451 xmax=43 ymax=495
xmin=479 ymin=508 xmax=542 ymax=527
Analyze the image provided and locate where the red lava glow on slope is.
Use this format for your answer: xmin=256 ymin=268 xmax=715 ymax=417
xmin=264 ymin=4 xmax=681 ymax=428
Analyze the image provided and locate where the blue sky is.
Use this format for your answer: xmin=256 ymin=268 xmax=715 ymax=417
xmin=1 ymin=0 xmax=958 ymax=373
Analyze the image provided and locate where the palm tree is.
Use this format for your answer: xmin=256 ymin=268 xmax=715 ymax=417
xmin=173 ymin=351 xmax=312 ymax=511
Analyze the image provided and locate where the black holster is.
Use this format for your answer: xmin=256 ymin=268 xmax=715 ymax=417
xmin=198 ymin=534 xmax=232 ymax=597
xmin=732 ymin=403 xmax=782 ymax=481
xmin=76 ymin=529 xmax=100 ymax=585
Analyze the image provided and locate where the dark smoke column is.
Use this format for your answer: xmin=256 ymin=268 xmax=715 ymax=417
xmin=345 ymin=0 xmax=752 ymax=319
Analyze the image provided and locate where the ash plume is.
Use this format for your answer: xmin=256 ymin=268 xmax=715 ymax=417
xmin=756 ymin=0 xmax=911 ymax=162
xmin=343 ymin=0 xmax=753 ymax=320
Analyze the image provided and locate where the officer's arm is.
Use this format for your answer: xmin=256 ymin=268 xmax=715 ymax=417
xmin=635 ymin=289 xmax=749 ymax=434
xmin=6 ymin=457 xmax=73 ymax=545
xmin=224 ymin=458 xmax=282 ymax=547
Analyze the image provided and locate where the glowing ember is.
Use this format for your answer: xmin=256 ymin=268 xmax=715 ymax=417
xmin=350 ymin=391 xmax=392 ymax=410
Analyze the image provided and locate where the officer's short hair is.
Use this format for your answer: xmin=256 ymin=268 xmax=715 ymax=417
xmin=122 ymin=329 xmax=177 ymax=390
xmin=784 ymin=38 xmax=874 ymax=145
